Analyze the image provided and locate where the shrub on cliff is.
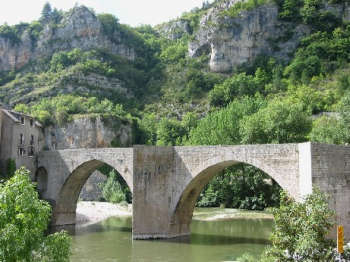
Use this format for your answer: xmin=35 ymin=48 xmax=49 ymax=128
xmin=0 ymin=167 xmax=71 ymax=262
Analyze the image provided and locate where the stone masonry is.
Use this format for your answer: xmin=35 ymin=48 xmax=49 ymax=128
xmin=37 ymin=142 xmax=350 ymax=240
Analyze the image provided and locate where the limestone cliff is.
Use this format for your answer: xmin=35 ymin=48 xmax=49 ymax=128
xmin=189 ymin=1 xmax=309 ymax=72
xmin=0 ymin=6 xmax=135 ymax=72
xmin=158 ymin=0 xmax=350 ymax=73
xmin=44 ymin=115 xmax=133 ymax=150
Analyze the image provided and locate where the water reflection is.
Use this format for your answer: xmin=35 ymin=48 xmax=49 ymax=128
xmin=70 ymin=211 xmax=273 ymax=262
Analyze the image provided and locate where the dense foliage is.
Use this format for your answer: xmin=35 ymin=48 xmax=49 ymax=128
xmin=238 ymin=189 xmax=350 ymax=261
xmin=262 ymin=189 xmax=341 ymax=262
xmin=98 ymin=166 xmax=132 ymax=203
xmin=14 ymin=94 xmax=128 ymax=126
xmin=101 ymin=170 xmax=127 ymax=204
xmin=197 ymin=165 xmax=281 ymax=210
xmin=0 ymin=168 xmax=71 ymax=262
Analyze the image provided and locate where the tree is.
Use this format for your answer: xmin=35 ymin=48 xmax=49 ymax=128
xmin=188 ymin=96 xmax=266 ymax=145
xmin=41 ymin=2 xmax=52 ymax=23
xmin=262 ymin=189 xmax=335 ymax=261
xmin=0 ymin=167 xmax=71 ymax=261
xmin=5 ymin=159 xmax=16 ymax=180
xmin=208 ymin=72 xmax=264 ymax=107
xmin=97 ymin=14 xmax=119 ymax=35
xmin=156 ymin=118 xmax=186 ymax=146
xmin=309 ymin=116 xmax=349 ymax=145
xmin=101 ymin=170 xmax=127 ymax=203
xmin=240 ymin=99 xmax=311 ymax=144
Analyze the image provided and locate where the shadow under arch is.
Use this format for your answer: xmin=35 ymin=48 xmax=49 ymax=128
xmin=52 ymin=159 xmax=132 ymax=226
xmin=170 ymin=159 xmax=283 ymax=235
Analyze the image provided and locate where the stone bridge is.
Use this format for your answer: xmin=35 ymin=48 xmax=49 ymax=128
xmin=37 ymin=143 xmax=350 ymax=239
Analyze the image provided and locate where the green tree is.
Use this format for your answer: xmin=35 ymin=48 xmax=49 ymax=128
xmin=101 ymin=170 xmax=127 ymax=203
xmin=240 ymin=99 xmax=311 ymax=144
xmin=156 ymin=118 xmax=186 ymax=146
xmin=263 ymin=189 xmax=335 ymax=261
xmin=208 ymin=72 xmax=264 ymax=107
xmin=197 ymin=165 xmax=281 ymax=210
xmin=5 ymin=159 xmax=16 ymax=180
xmin=97 ymin=14 xmax=119 ymax=35
xmin=309 ymin=116 xmax=349 ymax=144
xmin=41 ymin=2 xmax=52 ymax=23
xmin=0 ymin=167 xmax=71 ymax=262
xmin=188 ymin=96 xmax=266 ymax=145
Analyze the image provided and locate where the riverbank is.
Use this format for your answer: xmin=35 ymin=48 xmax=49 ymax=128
xmin=76 ymin=201 xmax=273 ymax=226
xmin=194 ymin=207 xmax=273 ymax=221
xmin=76 ymin=201 xmax=132 ymax=226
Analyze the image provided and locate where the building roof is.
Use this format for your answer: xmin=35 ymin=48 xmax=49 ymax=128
xmin=1 ymin=108 xmax=43 ymax=128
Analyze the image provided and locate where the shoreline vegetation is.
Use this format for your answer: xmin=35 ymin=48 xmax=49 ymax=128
xmin=75 ymin=201 xmax=274 ymax=227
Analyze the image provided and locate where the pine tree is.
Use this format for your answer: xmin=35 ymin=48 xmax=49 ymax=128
xmin=41 ymin=2 xmax=52 ymax=23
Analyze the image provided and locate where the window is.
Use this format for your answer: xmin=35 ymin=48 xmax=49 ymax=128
xmin=20 ymin=116 xmax=24 ymax=125
xmin=18 ymin=147 xmax=25 ymax=156
xmin=30 ymin=135 xmax=34 ymax=146
xmin=28 ymin=146 xmax=34 ymax=157
xmin=19 ymin=134 xmax=24 ymax=145
xmin=30 ymin=119 xmax=34 ymax=127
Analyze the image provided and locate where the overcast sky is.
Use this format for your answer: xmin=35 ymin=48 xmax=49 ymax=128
xmin=0 ymin=0 xmax=214 ymax=27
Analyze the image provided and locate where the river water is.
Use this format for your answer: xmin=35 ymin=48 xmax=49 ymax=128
xmin=70 ymin=208 xmax=274 ymax=262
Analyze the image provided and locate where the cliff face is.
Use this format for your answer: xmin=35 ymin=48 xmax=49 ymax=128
xmin=189 ymin=1 xmax=309 ymax=72
xmin=44 ymin=115 xmax=133 ymax=150
xmin=0 ymin=6 xmax=135 ymax=72
xmin=158 ymin=0 xmax=350 ymax=73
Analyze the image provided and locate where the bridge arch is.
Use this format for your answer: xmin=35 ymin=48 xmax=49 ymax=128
xmin=52 ymin=158 xmax=132 ymax=226
xmin=170 ymin=157 xmax=287 ymax=236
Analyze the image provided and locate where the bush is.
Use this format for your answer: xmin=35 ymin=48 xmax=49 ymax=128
xmin=262 ymin=189 xmax=335 ymax=261
xmin=101 ymin=170 xmax=127 ymax=204
xmin=208 ymin=72 xmax=263 ymax=107
xmin=4 ymin=159 xmax=16 ymax=180
xmin=0 ymin=167 xmax=71 ymax=261
xmin=309 ymin=116 xmax=349 ymax=144
xmin=14 ymin=95 xmax=127 ymax=127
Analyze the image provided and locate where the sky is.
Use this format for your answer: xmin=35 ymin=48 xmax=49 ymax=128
xmin=0 ymin=0 xmax=214 ymax=27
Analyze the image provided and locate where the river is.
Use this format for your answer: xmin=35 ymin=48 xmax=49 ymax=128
xmin=70 ymin=208 xmax=274 ymax=262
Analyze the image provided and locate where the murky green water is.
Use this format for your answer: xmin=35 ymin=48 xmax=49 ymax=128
xmin=70 ymin=208 xmax=273 ymax=262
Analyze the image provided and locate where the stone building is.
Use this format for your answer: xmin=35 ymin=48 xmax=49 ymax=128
xmin=0 ymin=108 xmax=44 ymax=178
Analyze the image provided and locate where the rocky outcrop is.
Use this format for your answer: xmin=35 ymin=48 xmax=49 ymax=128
xmin=189 ymin=1 xmax=310 ymax=72
xmin=0 ymin=6 xmax=135 ymax=71
xmin=157 ymin=20 xmax=191 ymax=40
xmin=188 ymin=0 xmax=350 ymax=73
xmin=79 ymin=170 xmax=107 ymax=201
xmin=44 ymin=115 xmax=133 ymax=150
